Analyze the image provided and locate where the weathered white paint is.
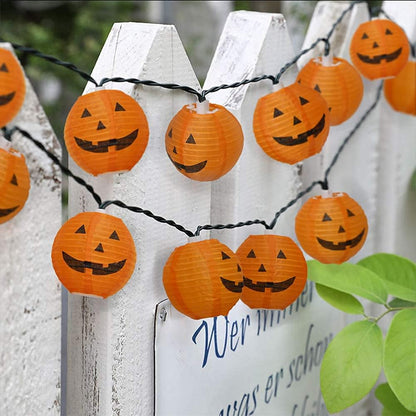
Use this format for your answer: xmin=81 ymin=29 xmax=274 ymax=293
xmin=66 ymin=23 xmax=206 ymax=416
xmin=204 ymin=10 xmax=301 ymax=249
xmin=0 ymin=43 xmax=61 ymax=415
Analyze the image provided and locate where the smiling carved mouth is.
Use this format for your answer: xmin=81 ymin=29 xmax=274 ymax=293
xmin=274 ymin=114 xmax=326 ymax=146
xmin=357 ymin=47 xmax=402 ymax=64
xmin=0 ymin=206 xmax=18 ymax=217
xmin=316 ymin=229 xmax=365 ymax=251
xmin=62 ymin=251 xmax=126 ymax=275
xmin=220 ymin=277 xmax=244 ymax=293
xmin=167 ymin=153 xmax=207 ymax=173
xmin=243 ymin=276 xmax=296 ymax=292
xmin=0 ymin=91 xmax=16 ymax=106
xmin=74 ymin=129 xmax=138 ymax=153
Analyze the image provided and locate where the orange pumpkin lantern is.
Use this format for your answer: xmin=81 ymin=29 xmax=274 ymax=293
xmin=64 ymin=89 xmax=149 ymax=176
xmin=0 ymin=144 xmax=30 ymax=224
xmin=236 ymin=234 xmax=307 ymax=310
xmin=253 ymin=82 xmax=330 ymax=164
xmin=165 ymin=101 xmax=244 ymax=181
xmin=51 ymin=211 xmax=136 ymax=298
xmin=0 ymin=48 xmax=26 ymax=127
xmin=295 ymin=192 xmax=368 ymax=264
xmin=350 ymin=19 xmax=410 ymax=80
xmin=384 ymin=59 xmax=416 ymax=115
xmin=297 ymin=56 xmax=364 ymax=125
xmin=163 ymin=239 xmax=243 ymax=319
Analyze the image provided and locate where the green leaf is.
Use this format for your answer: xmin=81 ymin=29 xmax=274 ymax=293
xmin=389 ymin=298 xmax=416 ymax=308
xmin=358 ymin=253 xmax=416 ymax=302
xmin=320 ymin=320 xmax=383 ymax=413
xmin=315 ymin=283 xmax=364 ymax=314
xmin=375 ymin=383 xmax=416 ymax=415
xmin=307 ymin=260 xmax=388 ymax=304
xmin=384 ymin=309 xmax=416 ymax=412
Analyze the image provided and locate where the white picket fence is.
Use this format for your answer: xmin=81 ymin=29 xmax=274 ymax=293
xmin=1 ymin=1 xmax=416 ymax=415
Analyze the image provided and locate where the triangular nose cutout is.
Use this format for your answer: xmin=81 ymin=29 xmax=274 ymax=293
xmin=373 ymin=42 xmax=379 ymax=48
xmin=97 ymin=121 xmax=106 ymax=130
xmin=95 ymin=243 xmax=104 ymax=252
xmin=258 ymin=264 xmax=266 ymax=272
xmin=173 ymin=146 xmax=177 ymax=154
xmin=293 ymin=116 xmax=302 ymax=125
xmin=338 ymin=226 xmax=346 ymax=233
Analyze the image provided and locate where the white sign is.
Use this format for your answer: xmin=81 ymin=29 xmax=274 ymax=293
xmin=155 ymin=282 xmax=343 ymax=416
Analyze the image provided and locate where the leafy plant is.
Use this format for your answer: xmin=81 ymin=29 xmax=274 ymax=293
xmin=308 ymin=253 xmax=416 ymax=415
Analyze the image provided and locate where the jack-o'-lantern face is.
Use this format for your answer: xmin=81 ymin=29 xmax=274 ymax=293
xmin=295 ymin=192 xmax=368 ymax=264
xmin=237 ymin=235 xmax=307 ymax=309
xmin=0 ymin=49 xmax=26 ymax=127
xmin=64 ymin=89 xmax=149 ymax=176
xmin=253 ymin=83 xmax=330 ymax=164
xmin=163 ymin=239 xmax=243 ymax=319
xmin=350 ymin=19 xmax=410 ymax=80
xmin=165 ymin=103 xmax=244 ymax=181
xmin=0 ymin=147 xmax=30 ymax=224
xmin=51 ymin=211 xmax=136 ymax=298
xmin=296 ymin=57 xmax=364 ymax=126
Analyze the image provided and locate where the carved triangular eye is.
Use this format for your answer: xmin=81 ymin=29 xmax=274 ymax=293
xmin=75 ymin=225 xmax=86 ymax=234
xmin=385 ymin=28 xmax=393 ymax=35
xmin=277 ymin=250 xmax=286 ymax=259
xmin=115 ymin=102 xmax=125 ymax=111
xmin=322 ymin=213 xmax=332 ymax=222
xmin=0 ymin=63 xmax=8 ymax=72
xmin=186 ymin=134 xmax=196 ymax=144
xmin=168 ymin=128 xmax=172 ymax=138
xmin=362 ymin=32 xmax=369 ymax=39
xmin=109 ymin=230 xmax=120 ymax=240
xmin=81 ymin=108 xmax=91 ymax=118
xmin=274 ymin=108 xmax=284 ymax=118
xmin=314 ymin=84 xmax=321 ymax=93
xmin=293 ymin=116 xmax=302 ymax=125
xmin=10 ymin=174 xmax=18 ymax=186
xmin=299 ymin=96 xmax=309 ymax=105
xmin=347 ymin=209 xmax=355 ymax=217
xmin=221 ymin=251 xmax=230 ymax=260
xmin=247 ymin=249 xmax=256 ymax=258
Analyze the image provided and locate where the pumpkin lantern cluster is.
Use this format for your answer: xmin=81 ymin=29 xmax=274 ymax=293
xmin=163 ymin=239 xmax=243 ymax=319
xmin=297 ymin=56 xmax=364 ymax=125
xmin=0 ymin=142 xmax=30 ymax=224
xmin=51 ymin=211 xmax=136 ymax=298
xmin=0 ymin=48 xmax=26 ymax=127
xmin=350 ymin=19 xmax=410 ymax=80
xmin=253 ymin=82 xmax=330 ymax=164
xmin=165 ymin=101 xmax=244 ymax=181
xmin=236 ymin=234 xmax=307 ymax=310
xmin=295 ymin=192 xmax=368 ymax=264
xmin=64 ymin=89 xmax=149 ymax=176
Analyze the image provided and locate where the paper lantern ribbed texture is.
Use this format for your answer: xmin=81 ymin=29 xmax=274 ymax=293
xmin=253 ymin=83 xmax=330 ymax=164
xmin=384 ymin=60 xmax=416 ymax=115
xmin=64 ymin=89 xmax=149 ymax=176
xmin=163 ymin=239 xmax=243 ymax=319
xmin=295 ymin=192 xmax=368 ymax=264
xmin=236 ymin=234 xmax=307 ymax=310
xmin=297 ymin=57 xmax=364 ymax=125
xmin=165 ymin=102 xmax=244 ymax=181
xmin=0 ymin=48 xmax=26 ymax=127
xmin=0 ymin=146 xmax=30 ymax=224
xmin=350 ymin=19 xmax=410 ymax=80
xmin=51 ymin=211 xmax=136 ymax=298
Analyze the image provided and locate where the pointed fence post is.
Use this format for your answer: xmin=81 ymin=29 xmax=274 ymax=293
xmin=66 ymin=23 xmax=208 ymax=416
xmin=0 ymin=43 xmax=61 ymax=415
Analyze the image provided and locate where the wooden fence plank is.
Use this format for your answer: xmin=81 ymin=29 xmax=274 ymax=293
xmin=66 ymin=23 xmax=207 ymax=416
xmin=0 ymin=43 xmax=61 ymax=415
